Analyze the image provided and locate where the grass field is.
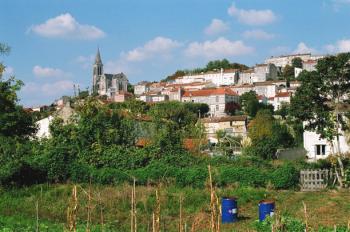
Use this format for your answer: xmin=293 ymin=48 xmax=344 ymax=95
xmin=0 ymin=184 xmax=349 ymax=231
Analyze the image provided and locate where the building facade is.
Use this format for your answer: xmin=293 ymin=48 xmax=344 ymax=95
xmin=92 ymin=48 xmax=129 ymax=97
xmin=202 ymin=115 xmax=248 ymax=143
xmin=304 ymin=128 xmax=350 ymax=161
xmin=181 ymin=88 xmax=239 ymax=117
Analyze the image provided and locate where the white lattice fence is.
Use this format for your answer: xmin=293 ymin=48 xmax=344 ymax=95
xmin=300 ymin=169 xmax=330 ymax=191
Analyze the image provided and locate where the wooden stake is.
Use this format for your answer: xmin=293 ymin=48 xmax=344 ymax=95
xmin=179 ymin=195 xmax=184 ymax=232
xmin=86 ymin=181 xmax=92 ymax=232
xmin=302 ymin=201 xmax=308 ymax=232
xmin=131 ymin=178 xmax=137 ymax=232
xmin=68 ymin=185 xmax=78 ymax=232
xmin=36 ymin=200 xmax=39 ymax=232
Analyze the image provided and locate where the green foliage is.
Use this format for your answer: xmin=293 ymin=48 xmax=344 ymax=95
xmin=255 ymin=215 xmax=305 ymax=232
xmin=290 ymin=53 xmax=350 ymax=142
xmin=270 ymin=163 xmax=299 ymax=189
xmin=283 ymin=64 xmax=295 ymax=80
xmin=240 ymin=90 xmax=273 ymax=117
xmin=247 ymin=110 xmax=294 ymax=159
xmin=292 ymin=57 xmax=303 ymax=68
xmin=0 ymin=77 xmax=37 ymax=138
xmin=205 ymin=59 xmax=249 ymax=71
xmin=127 ymin=82 xmax=134 ymax=93
xmin=162 ymin=59 xmax=249 ymax=82
xmin=219 ymin=166 xmax=268 ymax=187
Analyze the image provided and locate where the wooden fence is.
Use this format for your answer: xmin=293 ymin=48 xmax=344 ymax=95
xmin=300 ymin=169 xmax=331 ymax=191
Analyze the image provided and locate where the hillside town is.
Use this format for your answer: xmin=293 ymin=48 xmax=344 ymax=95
xmin=2 ymin=1 xmax=350 ymax=230
xmin=31 ymin=49 xmax=349 ymax=163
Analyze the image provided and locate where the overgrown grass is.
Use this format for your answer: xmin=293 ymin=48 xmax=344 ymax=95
xmin=0 ymin=184 xmax=349 ymax=231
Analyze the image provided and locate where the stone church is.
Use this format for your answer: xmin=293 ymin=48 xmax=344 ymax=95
xmin=92 ymin=48 xmax=129 ymax=97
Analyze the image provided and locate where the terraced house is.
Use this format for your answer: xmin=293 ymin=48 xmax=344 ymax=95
xmin=181 ymin=88 xmax=239 ymax=117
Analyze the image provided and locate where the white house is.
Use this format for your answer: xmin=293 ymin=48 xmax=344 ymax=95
xmin=252 ymin=64 xmax=278 ymax=83
xmin=273 ymin=92 xmax=291 ymax=110
xmin=134 ymin=81 xmax=151 ymax=96
xmin=304 ymin=129 xmax=350 ymax=161
xmin=35 ymin=116 xmax=54 ymax=139
xmin=174 ymin=69 xmax=239 ymax=86
xmin=181 ymin=88 xmax=239 ymax=117
xmin=201 ymin=115 xmax=248 ymax=143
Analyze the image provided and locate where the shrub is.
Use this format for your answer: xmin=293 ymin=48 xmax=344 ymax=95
xmin=174 ymin=167 xmax=208 ymax=188
xmin=93 ymin=168 xmax=130 ymax=185
xmin=270 ymin=163 xmax=299 ymax=189
xmin=219 ymin=166 xmax=268 ymax=187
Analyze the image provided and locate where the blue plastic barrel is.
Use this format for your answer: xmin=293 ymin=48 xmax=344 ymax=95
xmin=258 ymin=200 xmax=275 ymax=221
xmin=221 ymin=197 xmax=238 ymax=223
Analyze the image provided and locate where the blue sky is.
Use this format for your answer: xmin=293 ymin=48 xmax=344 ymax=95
xmin=1 ymin=0 xmax=350 ymax=107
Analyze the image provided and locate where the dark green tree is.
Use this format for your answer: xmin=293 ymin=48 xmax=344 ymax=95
xmin=290 ymin=53 xmax=350 ymax=185
xmin=291 ymin=57 xmax=303 ymax=69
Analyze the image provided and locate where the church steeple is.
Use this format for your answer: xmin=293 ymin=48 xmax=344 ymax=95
xmin=93 ymin=47 xmax=103 ymax=93
xmin=93 ymin=47 xmax=103 ymax=76
xmin=95 ymin=47 xmax=102 ymax=65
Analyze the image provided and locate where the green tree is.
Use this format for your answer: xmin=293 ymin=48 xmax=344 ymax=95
xmin=0 ymin=43 xmax=38 ymax=185
xmin=291 ymin=57 xmax=303 ymax=69
xmin=127 ymin=83 xmax=134 ymax=93
xmin=240 ymin=91 xmax=273 ymax=117
xmin=247 ymin=110 xmax=293 ymax=159
xmin=290 ymin=53 xmax=350 ymax=185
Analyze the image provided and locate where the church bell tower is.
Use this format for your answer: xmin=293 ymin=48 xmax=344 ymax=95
xmin=92 ymin=48 xmax=103 ymax=93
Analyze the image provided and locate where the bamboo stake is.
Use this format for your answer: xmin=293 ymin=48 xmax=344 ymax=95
xmin=86 ymin=181 xmax=92 ymax=232
xmin=208 ymin=165 xmax=215 ymax=232
xmin=131 ymin=177 xmax=137 ymax=232
xmin=154 ymin=188 xmax=161 ymax=232
xmin=302 ymin=201 xmax=308 ymax=232
xmin=68 ymin=185 xmax=78 ymax=232
xmin=179 ymin=195 xmax=183 ymax=232
xmin=36 ymin=200 xmax=39 ymax=232
xmin=99 ymin=192 xmax=104 ymax=232
xmin=216 ymin=196 xmax=221 ymax=232
xmin=208 ymin=165 xmax=220 ymax=232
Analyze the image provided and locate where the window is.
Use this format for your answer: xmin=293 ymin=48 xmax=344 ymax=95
xmin=216 ymin=96 xmax=219 ymax=102
xmin=216 ymin=105 xmax=219 ymax=111
xmin=315 ymin=145 xmax=326 ymax=156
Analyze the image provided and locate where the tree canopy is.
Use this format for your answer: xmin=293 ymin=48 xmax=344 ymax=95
xmin=290 ymin=53 xmax=350 ymax=142
xmin=162 ymin=59 xmax=249 ymax=82
xmin=239 ymin=90 xmax=273 ymax=117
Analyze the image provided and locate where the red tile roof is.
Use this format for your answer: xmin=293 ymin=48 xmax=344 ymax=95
xmin=275 ymin=92 xmax=291 ymax=98
xmin=201 ymin=115 xmax=247 ymax=123
xmin=182 ymin=88 xmax=238 ymax=97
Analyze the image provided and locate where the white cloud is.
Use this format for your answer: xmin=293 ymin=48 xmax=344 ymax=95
xmin=28 ymin=13 xmax=105 ymax=40
xmin=33 ymin=65 xmax=72 ymax=78
xmin=3 ymin=66 xmax=14 ymax=76
xmin=293 ymin=42 xmax=317 ymax=54
xmin=185 ymin=37 xmax=254 ymax=59
xmin=75 ymin=55 xmax=94 ymax=69
xmin=228 ymin=3 xmax=277 ymax=25
xmin=325 ymin=39 xmax=350 ymax=53
xmin=332 ymin=0 xmax=350 ymax=4
xmin=124 ymin=36 xmax=181 ymax=62
xmin=22 ymin=80 xmax=75 ymax=96
xmin=243 ymin=29 xmax=275 ymax=40
xmin=204 ymin=19 xmax=230 ymax=36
